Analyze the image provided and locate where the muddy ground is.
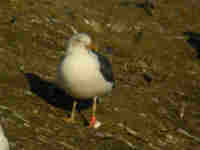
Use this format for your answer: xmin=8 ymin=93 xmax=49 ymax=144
xmin=0 ymin=0 xmax=200 ymax=149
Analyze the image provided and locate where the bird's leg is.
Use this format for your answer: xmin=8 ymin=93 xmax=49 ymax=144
xmin=64 ymin=100 xmax=77 ymax=123
xmin=71 ymin=100 xmax=78 ymax=121
xmin=89 ymin=96 xmax=97 ymax=127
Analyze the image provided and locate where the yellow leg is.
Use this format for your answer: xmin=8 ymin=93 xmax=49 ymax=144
xmin=71 ymin=100 xmax=77 ymax=121
xmin=89 ymin=97 xmax=97 ymax=127
xmin=64 ymin=100 xmax=77 ymax=123
xmin=92 ymin=97 xmax=97 ymax=117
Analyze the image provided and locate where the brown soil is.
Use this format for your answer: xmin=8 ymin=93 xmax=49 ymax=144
xmin=0 ymin=0 xmax=200 ymax=150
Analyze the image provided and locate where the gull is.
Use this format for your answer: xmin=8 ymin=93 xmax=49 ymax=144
xmin=57 ymin=33 xmax=115 ymax=127
xmin=0 ymin=125 xmax=9 ymax=150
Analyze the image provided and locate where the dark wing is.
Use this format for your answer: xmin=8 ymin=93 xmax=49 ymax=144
xmin=91 ymin=51 xmax=115 ymax=86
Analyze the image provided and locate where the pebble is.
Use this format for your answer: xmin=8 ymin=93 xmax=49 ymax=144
xmin=94 ymin=120 xmax=101 ymax=129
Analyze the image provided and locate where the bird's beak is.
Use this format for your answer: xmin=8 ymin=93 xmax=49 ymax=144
xmin=87 ymin=44 xmax=98 ymax=51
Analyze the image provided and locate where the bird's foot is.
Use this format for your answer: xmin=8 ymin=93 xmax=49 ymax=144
xmin=63 ymin=117 xmax=75 ymax=123
xmin=88 ymin=116 xmax=96 ymax=128
xmin=48 ymin=104 xmax=58 ymax=113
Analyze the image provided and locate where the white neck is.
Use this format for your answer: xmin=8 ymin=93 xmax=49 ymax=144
xmin=66 ymin=44 xmax=88 ymax=55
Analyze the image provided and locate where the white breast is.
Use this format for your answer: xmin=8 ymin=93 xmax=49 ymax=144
xmin=57 ymin=51 xmax=113 ymax=99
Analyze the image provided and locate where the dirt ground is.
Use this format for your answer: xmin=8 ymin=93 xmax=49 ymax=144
xmin=0 ymin=0 xmax=200 ymax=149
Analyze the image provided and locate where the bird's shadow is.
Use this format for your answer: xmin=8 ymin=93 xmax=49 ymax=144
xmin=184 ymin=32 xmax=200 ymax=58
xmin=24 ymin=73 xmax=93 ymax=113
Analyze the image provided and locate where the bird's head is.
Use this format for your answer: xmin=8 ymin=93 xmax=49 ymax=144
xmin=67 ymin=33 xmax=97 ymax=52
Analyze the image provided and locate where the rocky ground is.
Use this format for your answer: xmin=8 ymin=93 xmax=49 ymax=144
xmin=0 ymin=0 xmax=200 ymax=149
